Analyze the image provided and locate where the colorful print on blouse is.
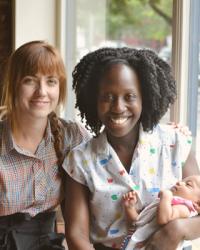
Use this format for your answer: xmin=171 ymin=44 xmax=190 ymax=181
xmin=63 ymin=123 xmax=192 ymax=248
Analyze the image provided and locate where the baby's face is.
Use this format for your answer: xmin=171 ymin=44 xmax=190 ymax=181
xmin=170 ymin=175 xmax=200 ymax=202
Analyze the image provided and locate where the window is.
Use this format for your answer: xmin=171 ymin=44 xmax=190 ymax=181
xmin=75 ymin=0 xmax=172 ymax=59
xmin=187 ymin=0 xmax=200 ymax=163
xmin=63 ymin=0 xmax=173 ymax=120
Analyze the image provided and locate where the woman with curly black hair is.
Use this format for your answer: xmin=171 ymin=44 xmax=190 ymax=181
xmin=63 ymin=47 xmax=200 ymax=250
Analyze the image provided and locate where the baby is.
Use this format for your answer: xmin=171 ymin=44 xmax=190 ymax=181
xmin=122 ymin=175 xmax=200 ymax=250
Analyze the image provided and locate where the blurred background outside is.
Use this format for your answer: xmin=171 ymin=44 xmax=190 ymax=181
xmin=76 ymin=0 xmax=172 ymax=61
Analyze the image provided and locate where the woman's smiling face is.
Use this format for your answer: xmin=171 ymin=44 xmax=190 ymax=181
xmin=17 ymin=72 xmax=60 ymax=120
xmin=97 ymin=63 xmax=142 ymax=139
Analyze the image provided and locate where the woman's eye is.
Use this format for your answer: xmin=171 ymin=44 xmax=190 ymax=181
xmin=22 ymin=77 xmax=37 ymax=85
xmin=125 ymin=94 xmax=136 ymax=101
xmin=100 ymin=94 xmax=114 ymax=102
xmin=47 ymin=78 xmax=59 ymax=86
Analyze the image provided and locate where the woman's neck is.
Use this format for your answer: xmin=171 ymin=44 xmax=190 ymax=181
xmin=11 ymin=114 xmax=48 ymax=154
xmin=107 ymin=124 xmax=140 ymax=151
xmin=107 ymin=125 xmax=140 ymax=171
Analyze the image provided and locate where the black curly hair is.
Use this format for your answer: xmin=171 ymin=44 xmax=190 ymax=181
xmin=72 ymin=47 xmax=176 ymax=136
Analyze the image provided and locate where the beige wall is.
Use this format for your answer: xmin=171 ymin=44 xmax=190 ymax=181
xmin=14 ymin=0 xmax=57 ymax=49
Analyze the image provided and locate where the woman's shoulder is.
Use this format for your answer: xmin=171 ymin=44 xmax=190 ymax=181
xmin=59 ymin=118 xmax=91 ymax=149
xmin=60 ymin=118 xmax=89 ymax=136
xmin=68 ymin=131 xmax=106 ymax=155
xmin=59 ymin=117 xmax=81 ymax=128
xmin=63 ymin=133 xmax=107 ymax=180
xmin=152 ymin=123 xmax=192 ymax=145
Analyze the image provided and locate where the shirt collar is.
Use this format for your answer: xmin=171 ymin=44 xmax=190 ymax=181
xmin=96 ymin=124 xmax=146 ymax=156
xmin=44 ymin=118 xmax=54 ymax=145
xmin=0 ymin=118 xmax=53 ymax=156
xmin=93 ymin=130 xmax=110 ymax=157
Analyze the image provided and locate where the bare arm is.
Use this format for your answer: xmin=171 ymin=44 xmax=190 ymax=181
xmin=157 ymin=190 xmax=190 ymax=225
xmin=144 ymin=216 xmax=200 ymax=250
xmin=64 ymin=174 xmax=95 ymax=250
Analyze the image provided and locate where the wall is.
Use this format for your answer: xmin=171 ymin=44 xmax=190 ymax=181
xmin=14 ymin=0 xmax=56 ymax=49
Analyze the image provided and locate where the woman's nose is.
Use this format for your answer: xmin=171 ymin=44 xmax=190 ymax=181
xmin=111 ymin=97 xmax=126 ymax=113
xmin=36 ymin=80 xmax=47 ymax=95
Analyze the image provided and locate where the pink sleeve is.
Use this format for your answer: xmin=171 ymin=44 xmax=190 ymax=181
xmin=171 ymin=196 xmax=196 ymax=212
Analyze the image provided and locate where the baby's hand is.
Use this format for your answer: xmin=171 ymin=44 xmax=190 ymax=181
xmin=158 ymin=190 xmax=173 ymax=199
xmin=123 ymin=190 xmax=139 ymax=222
xmin=123 ymin=190 xmax=138 ymax=207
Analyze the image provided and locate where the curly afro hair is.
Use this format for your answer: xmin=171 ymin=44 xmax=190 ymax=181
xmin=72 ymin=47 xmax=176 ymax=136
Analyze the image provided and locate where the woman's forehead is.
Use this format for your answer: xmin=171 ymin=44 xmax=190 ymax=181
xmin=21 ymin=66 xmax=59 ymax=77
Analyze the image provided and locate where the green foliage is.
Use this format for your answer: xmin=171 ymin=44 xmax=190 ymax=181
xmin=106 ymin=0 xmax=172 ymax=42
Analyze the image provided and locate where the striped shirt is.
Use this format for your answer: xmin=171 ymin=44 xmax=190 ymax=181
xmin=0 ymin=118 xmax=90 ymax=217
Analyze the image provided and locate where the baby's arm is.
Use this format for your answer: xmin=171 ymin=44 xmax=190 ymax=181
xmin=157 ymin=190 xmax=191 ymax=225
xmin=123 ymin=190 xmax=139 ymax=223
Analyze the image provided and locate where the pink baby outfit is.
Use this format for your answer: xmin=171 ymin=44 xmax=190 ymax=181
xmin=121 ymin=196 xmax=198 ymax=250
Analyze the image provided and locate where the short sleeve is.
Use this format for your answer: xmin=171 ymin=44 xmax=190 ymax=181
xmin=61 ymin=119 xmax=91 ymax=153
xmin=71 ymin=121 xmax=91 ymax=146
xmin=62 ymin=146 xmax=90 ymax=186
xmin=170 ymin=125 xmax=192 ymax=166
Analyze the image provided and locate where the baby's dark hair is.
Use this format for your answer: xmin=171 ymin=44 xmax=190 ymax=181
xmin=73 ymin=47 xmax=176 ymax=136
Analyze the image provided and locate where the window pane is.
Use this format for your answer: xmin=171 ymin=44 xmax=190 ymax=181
xmin=75 ymin=0 xmax=173 ymax=122
xmin=186 ymin=0 xmax=200 ymax=168
xmin=196 ymin=42 xmax=200 ymax=163
xmin=76 ymin=0 xmax=172 ymax=57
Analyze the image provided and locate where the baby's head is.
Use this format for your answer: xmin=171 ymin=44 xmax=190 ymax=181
xmin=171 ymin=175 xmax=200 ymax=204
xmin=73 ymin=47 xmax=176 ymax=136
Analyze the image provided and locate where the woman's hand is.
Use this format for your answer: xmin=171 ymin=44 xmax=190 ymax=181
xmin=139 ymin=219 xmax=184 ymax=250
xmin=168 ymin=122 xmax=191 ymax=136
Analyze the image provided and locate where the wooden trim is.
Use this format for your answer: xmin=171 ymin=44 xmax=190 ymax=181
xmin=170 ymin=0 xmax=191 ymax=124
xmin=0 ymin=0 xmax=13 ymax=98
